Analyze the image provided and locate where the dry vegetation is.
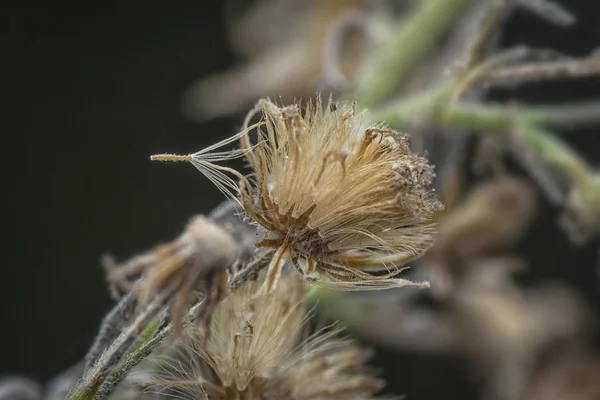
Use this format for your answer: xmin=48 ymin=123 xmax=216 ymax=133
xmin=4 ymin=1 xmax=600 ymax=399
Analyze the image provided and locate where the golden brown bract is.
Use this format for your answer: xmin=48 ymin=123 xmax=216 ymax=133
xmin=146 ymin=278 xmax=386 ymax=400
xmin=236 ymin=98 xmax=442 ymax=293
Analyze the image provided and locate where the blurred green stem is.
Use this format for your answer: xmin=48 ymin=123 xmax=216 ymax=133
xmin=353 ymin=0 xmax=473 ymax=106
xmin=96 ymin=323 xmax=171 ymax=399
xmin=370 ymin=87 xmax=597 ymax=185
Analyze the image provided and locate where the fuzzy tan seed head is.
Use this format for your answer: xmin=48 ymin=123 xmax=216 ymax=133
xmin=145 ymin=277 xmax=387 ymax=399
xmin=152 ymin=97 xmax=442 ymax=294
xmin=237 ymin=98 xmax=443 ymax=293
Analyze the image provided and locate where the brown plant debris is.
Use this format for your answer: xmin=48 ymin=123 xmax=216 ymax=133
xmin=103 ymin=215 xmax=240 ymax=334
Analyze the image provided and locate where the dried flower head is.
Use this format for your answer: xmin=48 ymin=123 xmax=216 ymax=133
xmin=145 ymin=277 xmax=386 ymax=399
xmin=427 ymin=178 xmax=536 ymax=295
xmin=452 ymin=275 xmax=593 ymax=400
xmin=182 ymin=0 xmax=369 ymax=121
xmin=153 ymin=97 xmax=442 ymax=294
xmin=103 ymin=215 xmax=240 ymax=333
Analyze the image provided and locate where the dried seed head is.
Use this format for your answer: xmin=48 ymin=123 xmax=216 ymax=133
xmin=146 ymin=277 xmax=386 ymax=399
xmin=453 ymin=276 xmax=593 ymax=393
xmin=151 ymin=97 xmax=442 ymax=294
xmin=244 ymin=98 xmax=441 ymax=292
xmin=104 ymin=216 xmax=239 ymax=333
xmin=427 ymin=178 xmax=536 ymax=295
xmin=181 ymin=0 xmax=368 ymax=122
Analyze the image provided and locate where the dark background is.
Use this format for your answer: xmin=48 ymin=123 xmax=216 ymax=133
xmin=2 ymin=1 xmax=600 ymax=399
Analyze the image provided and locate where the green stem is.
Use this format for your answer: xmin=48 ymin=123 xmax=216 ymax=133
xmin=516 ymin=122 xmax=589 ymax=184
xmin=307 ymin=287 xmax=370 ymax=331
xmin=228 ymin=250 xmax=274 ymax=291
xmin=95 ymin=324 xmax=171 ymax=399
xmin=440 ymin=103 xmax=591 ymax=182
xmin=353 ymin=0 xmax=474 ymax=106
xmin=373 ymin=90 xmax=596 ymax=180
xmin=67 ymin=298 xmax=166 ymax=400
xmin=517 ymin=100 xmax=600 ymax=128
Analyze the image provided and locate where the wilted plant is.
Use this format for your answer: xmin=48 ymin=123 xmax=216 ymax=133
xmin=11 ymin=2 xmax=600 ymax=400
xmin=310 ymin=179 xmax=595 ymax=400
xmin=67 ymin=214 xmax=247 ymax=400
xmin=103 ymin=215 xmax=240 ymax=334
xmin=144 ymin=277 xmax=387 ymax=400
xmin=153 ymin=97 xmax=442 ymax=294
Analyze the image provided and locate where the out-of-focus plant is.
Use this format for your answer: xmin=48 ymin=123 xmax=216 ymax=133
xmin=185 ymin=0 xmax=600 ymax=244
xmin=7 ymin=1 xmax=600 ymax=400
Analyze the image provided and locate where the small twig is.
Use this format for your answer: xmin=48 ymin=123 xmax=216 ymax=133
xmin=454 ymin=46 xmax=566 ymax=99
xmin=481 ymin=53 xmax=600 ymax=87
xmin=513 ymin=121 xmax=589 ymax=185
xmin=460 ymin=0 xmax=514 ymax=72
xmin=508 ymin=135 xmax=566 ymax=205
xmin=516 ymin=0 xmax=576 ymax=27
xmin=515 ymin=100 xmax=600 ymax=128
xmin=228 ymin=249 xmax=274 ymax=291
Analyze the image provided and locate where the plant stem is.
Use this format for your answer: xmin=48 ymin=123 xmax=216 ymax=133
xmin=353 ymin=0 xmax=474 ymax=106
xmin=95 ymin=324 xmax=170 ymax=400
xmin=67 ymin=296 xmax=166 ymax=400
xmin=228 ymin=250 xmax=274 ymax=291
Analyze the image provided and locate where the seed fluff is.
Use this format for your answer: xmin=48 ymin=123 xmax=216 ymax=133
xmin=152 ymin=97 xmax=443 ymax=294
xmin=143 ymin=277 xmax=387 ymax=400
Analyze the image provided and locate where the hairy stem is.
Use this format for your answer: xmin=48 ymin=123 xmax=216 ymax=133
xmin=228 ymin=249 xmax=274 ymax=292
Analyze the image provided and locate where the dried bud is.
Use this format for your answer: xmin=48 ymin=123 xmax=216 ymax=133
xmin=427 ymin=178 xmax=536 ymax=294
xmin=104 ymin=216 xmax=239 ymax=333
xmin=145 ymin=277 xmax=386 ymax=399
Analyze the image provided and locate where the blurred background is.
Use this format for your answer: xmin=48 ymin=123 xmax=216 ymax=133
xmin=2 ymin=1 xmax=600 ymax=399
